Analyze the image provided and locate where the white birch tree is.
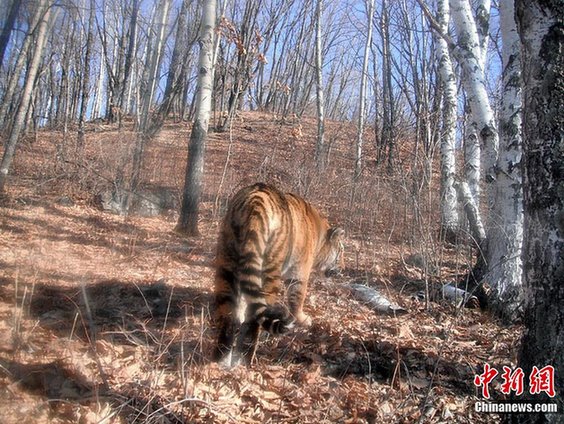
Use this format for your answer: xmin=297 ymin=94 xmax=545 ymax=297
xmin=434 ymin=0 xmax=459 ymax=240
xmin=124 ymin=0 xmax=171 ymax=213
xmin=176 ymin=0 xmax=216 ymax=236
xmin=314 ymin=0 xmax=326 ymax=170
xmin=462 ymin=0 xmax=489 ymax=205
xmin=355 ymin=0 xmax=375 ymax=179
xmin=486 ymin=0 xmax=524 ymax=322
xmin=474 ymin=0 xmax=490 ymax=66
xmin=449 ymin=0 xmax=498 ymax=193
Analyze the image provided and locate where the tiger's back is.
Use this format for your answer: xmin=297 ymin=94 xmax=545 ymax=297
xmin=214 ymin=183 xmax=344 ymax=366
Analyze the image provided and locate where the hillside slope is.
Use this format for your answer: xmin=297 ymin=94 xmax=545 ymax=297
xmin=0 ymin=113 xmax=520 ymax=423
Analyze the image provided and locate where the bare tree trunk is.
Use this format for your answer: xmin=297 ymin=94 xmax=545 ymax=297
xmin=176 ymin=0 xmax=216 ymax=236
xmin=454 ymin=179 xmax=487 ymax=301
xmin=146 ymin=0 xmax=196 ymax=137
xmin=380 ymin=0 xmax=396 ymax=172
xmin=0 ymin=2 xmax=43 ymax=129
xmin=462 ymin=0 xmax=489 ymax=205
xmin=314 ymin=0 xmax=325 ymax=170
xmin=92 ymin=54 xmax=105 ymax=119
xmin=125 ymin=0 xmax=171 ymax=213
xmin=355 ymin=0 xmax=375 ymax=179
xmin=454 ymin=180 xmax=486 ymax=248
xmin=0 ymin=0 xmax=22 ymax=68
xmin=0 ymin=0 xmax=51 ymax=193
xmin=486 ymin=0 xmax=523 ymax=323
xmin=138 ymin=0 xmax=170 ymax=131
xmin=119 ymin=0 xmax=140 ymax=111
xmin=463 ymin=110 xmax=481 ymax=206
xmin=449 ymin=0 xmax=498 ymax=192
xmin=434 ymin=0 xmax=459 ymax=241
xmin=474 ymin=0 xmax=490 ymax=67
xmin=77 ymin=0 xmax=96 ymax=152
xmin=514 ymin=1 xmax=564 ymax=421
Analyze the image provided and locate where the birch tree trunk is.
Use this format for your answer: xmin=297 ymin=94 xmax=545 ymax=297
xmin=355 ymin=0 xmax=375 ymax=179
xmin=77 ymin=0 xmax=96 ymax=152
xmin=139 ymin=0 xmax=171 ymax=131
xmin=119 ymin=0 xmax=140 ymax=111
xmin=314 ymin=0 xmax=326 ymax=170
xmin=463 ymin=106 xmax=481 ymax=205
xmin=125 ymin=0 xmax=171 ymax=213
xmin=486 ymin=0 xmax=524 ymax=323
xmin=474 ymin=0 xmax=490 ymax=66
xmin=515 ymin=1 xmax=564 ymax=420
xmin=92 ymin=55 xmax=105 ymax=119
xmin=176 ymin=0 xmax=216 ymax=236
xmin=0 ymin=0 xmax=51 ymax=193
xmin=146 ymin=0 xmax=194 ymax=137
xmin=449 ymin=0 xmax=498 ymax=191
xmin=434 ymin=0 xmax=459 ymax=240
xmin=461 ymin=0 xmax=489 ymax=206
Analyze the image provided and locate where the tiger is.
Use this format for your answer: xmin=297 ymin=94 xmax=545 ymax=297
xmin=213 ymin=182 xmax=344 ymax=366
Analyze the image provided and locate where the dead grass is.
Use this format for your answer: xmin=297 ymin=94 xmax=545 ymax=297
xmin=0 ymin=112 xmax=521 ymax=423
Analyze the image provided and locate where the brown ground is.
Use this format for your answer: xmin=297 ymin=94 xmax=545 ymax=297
xmin=0 ymin=112 xmax=521 ymax=423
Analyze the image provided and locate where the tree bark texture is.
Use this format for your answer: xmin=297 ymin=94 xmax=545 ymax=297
xmin=355 ymin=0 xmax=375 ymax=179
xmin=176 ymin=0 xmax=216 ymax=236
xmin=0 ymin=0 xmax=51 ymax=193
xmin=486 ymin=0 xmax=524 ymax=323
xmin=435 ymin=0 xmax=459 ymax=239
xmin=0 ymin=2 xmax=43 ymax=128
xmin=77 ymin=0 xmax=96 ymax=151
xmin=449 ymin=0 xmax=498 ymax=193
xmin=514 ymin=0 xmax=564 ymax=421
xmin=314 ymin=0 xmax=326 ymax=170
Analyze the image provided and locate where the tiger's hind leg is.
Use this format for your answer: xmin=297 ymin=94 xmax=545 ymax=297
xmin=213 ymin=266 xmax=240 ymax=366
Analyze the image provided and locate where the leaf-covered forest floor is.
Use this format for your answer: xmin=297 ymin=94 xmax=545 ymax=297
xmin=0 ymin=112 xmax=521 ymax=423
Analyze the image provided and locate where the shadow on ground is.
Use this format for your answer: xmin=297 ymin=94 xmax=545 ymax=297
xmin=0 ymin=277 xmax=213 ymax=346
xmin=0 ymin=359 xmax=201 ymax=423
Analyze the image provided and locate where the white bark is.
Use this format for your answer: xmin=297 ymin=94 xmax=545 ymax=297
xmin=463 ymin=124 xmax=481 ymax=206
xmin=434 ymin=0 xmax=459 ymax=237
xmin=474 ymin=0 xmax=490 ymax=72
xmin=177 ymin=0 xmax=216 ymax=235
xmin=140 ymin=0 xmax=171 ymax=130
xmin=450 ymin=0 xmax=498 ymax=196
xmin=92 ymin=56 xmax=105 ymax=119
xmin=454 ymin=180 xmax=486 ymax=246
xmin=486 ymin=0 xmax=523 ymax=322
xmin=355 ymin=0 xmax=375 ymax=179
xmin=463 ymin=0 xmax=489 ymax=205
xmin=314 ymin=0 xmax=325 ymax=169
xmin=126 ymin=0 xmax=171 ymax=212
xmin=193 ymin=0 xmax=216 ymax=123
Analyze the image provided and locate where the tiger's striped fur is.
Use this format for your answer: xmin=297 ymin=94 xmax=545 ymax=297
xmin=213 ymin=183 xmax=344 ymax=366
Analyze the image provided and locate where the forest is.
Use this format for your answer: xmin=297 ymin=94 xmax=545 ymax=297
xmin=0 ymin=0 xmax=562 ymax=422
